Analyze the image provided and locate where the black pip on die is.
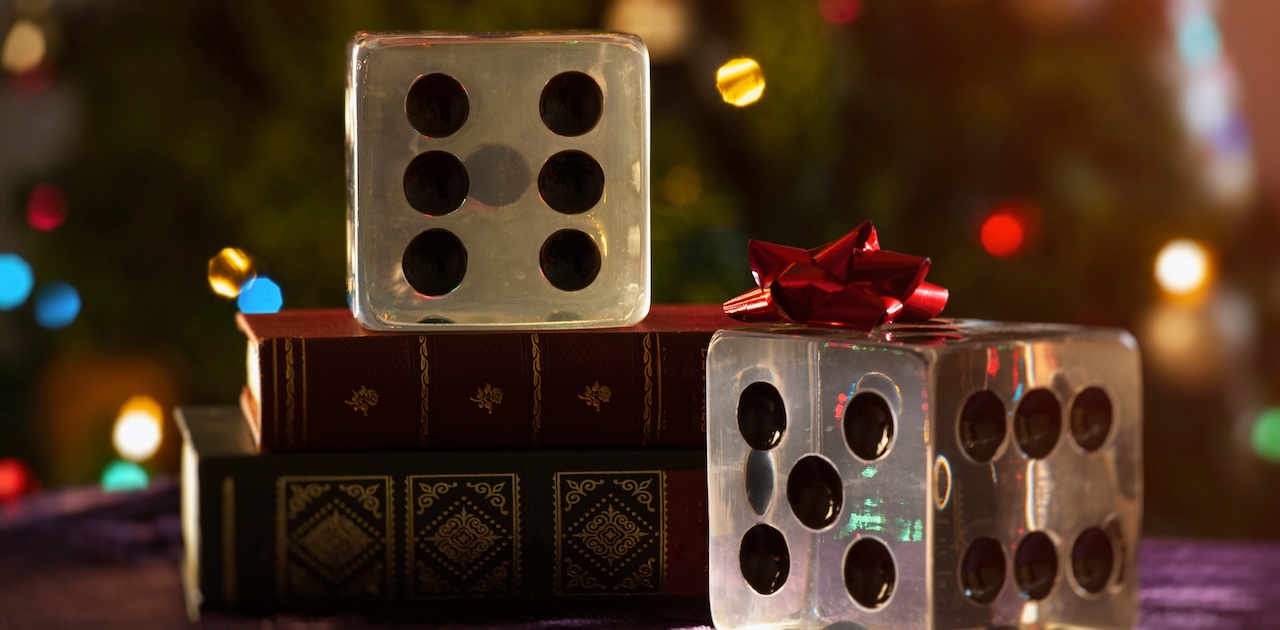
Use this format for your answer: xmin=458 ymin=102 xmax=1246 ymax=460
xmin=707 ymin=320 xmax=1140 ymax=629
xmin=346 ymin=32 xmax=650 ymax=329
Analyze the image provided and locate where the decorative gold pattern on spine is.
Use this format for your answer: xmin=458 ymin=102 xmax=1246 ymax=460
xmin=415 ymin=481 xmax=457 ymax=514
xmin=404 ymin=477 xmax=413 ymax=599
xmin=469 ymin=384 xmax=504 ymax=414
xmin=562 ymin=478 xmax=603 ymax=510
xmin=512 ymin=474 xmax=522 ymax=595
xmin=284 ymin=338 xmax=296 ymax=449
xmin=276 ymin=475 xmax=394 ymax=601
xmin=553 ymin=473 xmax=562 ymax=594
xmin=613 ymin=477 xmax=655 ymax=512
xmin=419 ymin=336 xmax=429 ymax=446
xmin=660 ymin=472 xmax=668 ymax=590
xmin=345 ymin=386 xmax=379 ymax=416
xmin=531 ymin=334 xmax=542 ymax=445
xmin=467 ymin=481 xmax=511 ymax=515
xmin=222 ymin=477 xmax=236 ymax=605
xmin=341 ymin=483 xmax=384 ymax=518
xmin=406 ymin=473 xmax=519 ymax=598
xmin=554 ymin=471 xmax=664 ymax=596
xmin=578 ymin=382 xmax=612 ymax=412
xmin=642 ymin=333 xmax=653 ymax=445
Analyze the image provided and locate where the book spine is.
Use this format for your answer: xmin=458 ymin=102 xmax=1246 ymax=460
xmin=195 ymin=449 xmax=708 ymax=611
xmin=253 ymin=330 xmax=713 ymax=452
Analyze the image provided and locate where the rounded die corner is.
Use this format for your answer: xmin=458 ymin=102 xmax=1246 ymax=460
xmin=348 ymin=32 xmax=391 ymax=61
xmin=348 ymin=294 xmax=395 ymax=332
xmin=623 ymin=298 xmax=651 ymax=327
xmin=708 ymin=327 xmax=746 ymax=350
xmin=609 ymin=31 xmax=650 ymax=59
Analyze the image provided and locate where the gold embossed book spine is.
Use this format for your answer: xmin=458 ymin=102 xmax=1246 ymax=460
xmin=238 ymin=304 xmax=736 ymax=452
xmin=178 ymin=407 xmax=708 ymax=615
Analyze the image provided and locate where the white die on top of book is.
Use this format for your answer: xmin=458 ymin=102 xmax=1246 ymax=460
xmin=347 ymin=32 xmax=650 ymax=330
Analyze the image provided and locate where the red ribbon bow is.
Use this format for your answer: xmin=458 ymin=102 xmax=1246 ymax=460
xmin=723 ymin=221 xmax=948 ymax=330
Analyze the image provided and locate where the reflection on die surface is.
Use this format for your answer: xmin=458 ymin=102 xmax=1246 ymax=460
xmin=347 ymin=32 xmax=650 ymax=329
xmin=707 ymin=320 xmax=1141 ymax=630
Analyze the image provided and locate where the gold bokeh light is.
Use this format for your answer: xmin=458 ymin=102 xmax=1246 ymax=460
xmin=112 ymin=395 xmax=163 ymax=462
xmin=716 ymin=58 xmax=765 ymax=107
xmin=1 ymin=20 xmax=46 ymax=74
xmin=208 ymin=247 xmax=256 ymax=298
xmin=1154 ymin=239 xmax=1211 ymax=297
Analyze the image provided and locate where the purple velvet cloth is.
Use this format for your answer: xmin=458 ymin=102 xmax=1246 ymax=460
xmin=1 ymin=480 xmax=1278 ymax=628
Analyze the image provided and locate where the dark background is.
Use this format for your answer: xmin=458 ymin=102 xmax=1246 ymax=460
xmin=1 ymin=0 xmax=1278 ymax=538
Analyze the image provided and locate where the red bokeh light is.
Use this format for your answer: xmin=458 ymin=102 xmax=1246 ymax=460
xmin=0 ymin=458 xmax=30 ymax=501
xmin=819 ymin=0 xmax=862 ymax=25
xmin=27 ymin=184 xmax=67 ymax=231
xmin=981 ymin=213 xmax=1025 ymax=257
xmin=980 ymin=200 xmax=1040 ymax=258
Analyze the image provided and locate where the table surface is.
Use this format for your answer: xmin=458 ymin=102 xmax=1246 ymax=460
xmin=1 ymin=479 xmax=1278 ymax=629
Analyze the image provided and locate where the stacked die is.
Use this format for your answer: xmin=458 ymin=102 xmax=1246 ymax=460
xmin=347 ymin=31 xmax=650 ymax=329
xmin=181 ymin=31 xmax=726 ymax=616
xmin=706 ymin=320 xmax=1141 ymax=629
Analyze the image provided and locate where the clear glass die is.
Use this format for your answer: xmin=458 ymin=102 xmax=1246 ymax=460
xmin=347 ymin=32 xmax=650 ymax=329
xmin=706 ymin=320 xmax=1141 ymax=629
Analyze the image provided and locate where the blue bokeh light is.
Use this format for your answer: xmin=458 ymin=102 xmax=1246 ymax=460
xmin=101 ymin=460 xmax=149 ymax=492
xmin=34 ymin=281 xmax=80 ymax=329
xmin=0 ymin=254 xmax=34 ymax=310
xmin=1177 ymin=9 xmax=1221 ymax=68
xmin=237 ymin=276 xmax=283 ymax=314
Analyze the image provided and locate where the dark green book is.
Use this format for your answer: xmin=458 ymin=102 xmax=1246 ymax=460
xmin=178 ymin=406 xmax=709 ymax=618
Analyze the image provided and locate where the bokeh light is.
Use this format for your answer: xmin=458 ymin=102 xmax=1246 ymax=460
xmin=237 ymin=275 xmax=283 ymax=314
xmin=1176 ymin=5 xmax=1222 ymax=68
xmin=0 ymin=253 xmax=34 ymax=310
xmin=101 ymin=460 xmax=149 ymax=493
xmin=112 ymin=395 xmax=163 ymax=462
xmin=0 ymin=458 xmax=31 ymax=501
xmin=1141 ymin=289 xmax=1252 ymax=392
xmin=819 ymin=0 xmax=861 ymax=25
xmin=661 ymin=165 xmax=703 ymax=206
xmin=603 ymin=0 xmax=692 ymax=63
xmin=1 ymin=19 xmax=45 ymax=74
xmin=26 ymin=184 xmax=67 ymax=231
xmin=33 ymin=281 xmax=80 ymax=329
xmin=1155 ymin=239 xmax=1211 ymax=296
xmin=980 ymin=211 xmax=1026 ymax=258
xmin=208 ymin=247 xmax=256 ymax=298
xmin=716 ymin=58 xmax=765 ymax=107
xmin=1252 ymin=408 xmax=1280 ymax=464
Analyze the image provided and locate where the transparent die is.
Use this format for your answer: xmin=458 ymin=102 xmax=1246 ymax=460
xmin=707 ymin=320 xmax=1141 ymax=629
xmin=346 ymin=32 xmax=650 ymax=329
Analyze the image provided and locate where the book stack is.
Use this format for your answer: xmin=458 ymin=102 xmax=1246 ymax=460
xmin=178 ymin=305 xmax=738 ymax=617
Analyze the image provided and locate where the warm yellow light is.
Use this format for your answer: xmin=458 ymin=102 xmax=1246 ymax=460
xmin=716 ymin=58 xmax=765 ymax=107
xmin=661 ymin=165 xmax=703 ymax=206
xmin=603 ymin=0 xmax=692 ymax=63
xmin=113 ymin=396 xmax=163 ymax=462
xmin=1155 ymin=239 xmax=1211 ymax=295
xmin=208 ymin=247 xmax=256 ymax=298
xmin=2 ymin=20 xmax=45 ymax=74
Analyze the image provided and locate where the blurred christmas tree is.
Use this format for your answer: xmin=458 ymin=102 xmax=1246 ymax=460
xmin=2 ymin=0 xmax=1277 ymax=536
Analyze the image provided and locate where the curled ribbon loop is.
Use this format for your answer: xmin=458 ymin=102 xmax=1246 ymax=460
xmin=723 ymin=221 xmax=948 ymax=330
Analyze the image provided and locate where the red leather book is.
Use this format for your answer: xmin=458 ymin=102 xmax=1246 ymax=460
xmin=178 ymin=406 xmax=709 ymax=615
xmin=237 ymin=305 xmax=738 ymax=452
